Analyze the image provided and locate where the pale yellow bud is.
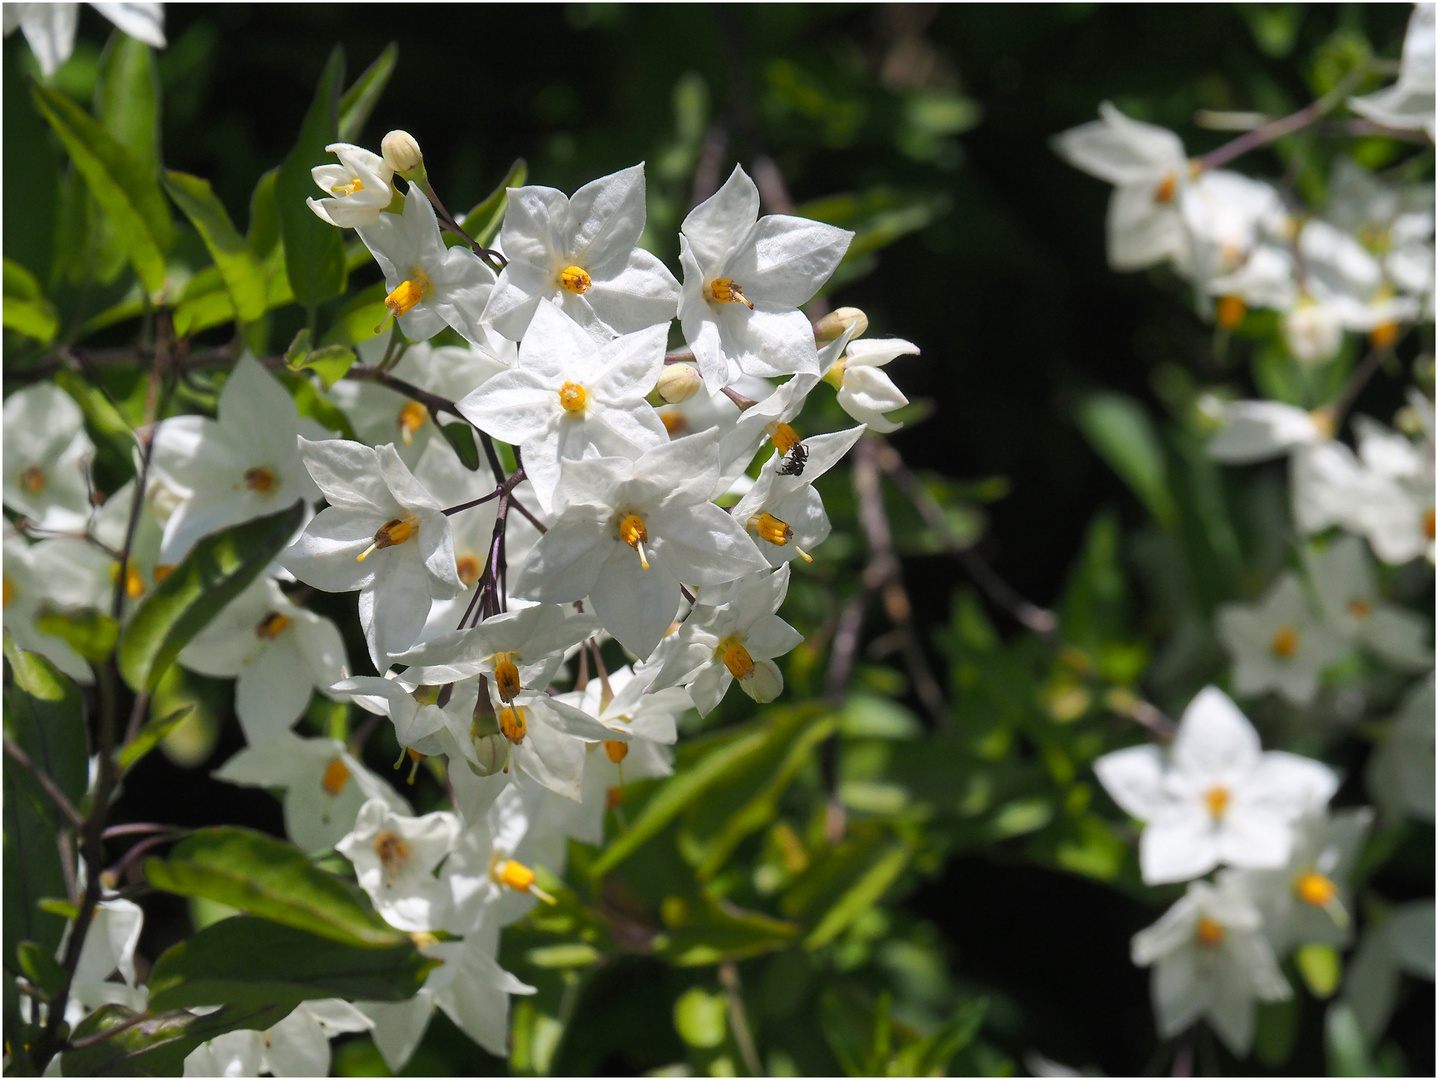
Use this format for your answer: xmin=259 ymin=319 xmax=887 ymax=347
xmin=655 ymin=364 xmax=703 ymax=404
xmin=814 ymin=306 xmax=868 ymax=344
xmin=381 ymin=130 xmax=424 ymax=175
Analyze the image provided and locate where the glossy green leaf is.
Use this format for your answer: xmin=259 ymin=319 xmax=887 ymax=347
xmin=16 ymin=940 xmax=67 ymax=997
xmin=95 ymin=33 xmax=161 ymax=174
xmin=1075 ymin=392 xmax=1176 ymax=527
xmin=247 ymin=167 xmax=280 ymax=258
xmin=337 ymin=43 xmax=398 ymax=143
xmin=441 ymin=422 xmax=480 ymax=471
xmin=458 ymin=158 xmax=527 ymax=249
xmin=3 ymin=634 xmax=89 ymax=807
xmin=30 ymin=81 xmax=172 ymax=294
xmin=146 ymin=915 xmax=437 ymax=1012
xmin=116 ymin=500 xmax=306 ymax=692
xmin=275 ymin=47 xmax=347 ymax=308
xmin=1298 ymin=942 xmax=1342 ymax=999
xmin=289 ymin=344 xmax=356 ymax=389
xmin=116 ymin=703 xmax=193 ymax=772
xmin=673 ymin=987 xmax=727 ymax=1048
xmin=35 ymin=609 xmax=119 ymax=664
xmin=321 ymin=281 xmax=387 ymax=347
xmin=144 ymin=827 xmax=406 ymax=948
xmin=59 ymin=1001 xmax=293 ymax=1078
xmin=162 ymin=170 xmax=267 ymax=322
xmin=655 ymin=894 xmax=798 ymax=966
xmin=803 ymin=841 xmax=913 ymax=949
xmin=2 ymin=258 xmax=58 ymax=344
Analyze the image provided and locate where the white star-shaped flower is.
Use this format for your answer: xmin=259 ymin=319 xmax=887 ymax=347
xmin=3 ymin=381 xmax=95 ymax=533
xmin=337 ymin=798 xmax=460 ymax=932
xmin=307 ymin=142 xmax=395 ymax=229
xmin=1216 ymin=572 xmax=1346 ymax=705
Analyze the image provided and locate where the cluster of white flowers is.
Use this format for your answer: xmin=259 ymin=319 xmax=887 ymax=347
xmin=2 ymin=134 xmax=922 ymax=1069
xmin=1068 ymin=6 xmax=1435 ymax=1059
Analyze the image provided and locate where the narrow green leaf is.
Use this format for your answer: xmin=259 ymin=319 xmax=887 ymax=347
xmin=441 ymin=422 xmax=480 ymax=471
xmin=16 ymin=940 xmax=67 ymax=996
xmin=656 ymin=895 xmax=798 ymax=966
xmin=275 ymin=47 xmax=347 ymax=308
xmin=95 ymin=33 xmax=161 ymax=174
xmin=146 ymin=916 xmax=437 ymax=1012
xmin=320 ymin=281 xmax=387 ymax=347
xmin=458 ymin=158 xmax=527 ymax=249
xmin=285 ymin=327 xmax=313 ymax=364
xmin=116 ymin=500 xmax=306 ymax=692
xmin=1298 ymin=942 xmax=1342 ymax=999
xmin=116 ymin=703 xmax=193 ymax=772
xmin=247 ymin=167 xmax=281 ymax=258
xmin=337 ymin=43 xmax=398 ymax=143
xmin=35 ymin=609 xmax=119 ymax=663
xmin=804 ymin=842 xmax=913 ymax=950
xmin=1075 ymin=392 xmax=1177 ymax=527
xmin=30 ymin=81 xmax=172 ymax=294
xmin=1326 ymin=1001 xmax=1376 ymax=1076
xmin=144 ymin=826 xmax=405 ymax=948
xmin=3 ymin=634 xmax=89 ymax=807
xmin=162 ymin=170 xmax=267 ymax=322
xmin=37 ymin=898 xmax=79 ymax=920
xmin=60 ymin=1001 xmax=293 ymax=1078
xmin=285 ymin=326 xmax=355 ymax=389
xmin=2 ymin=739 xmax=69 ymax=967
xmin=2 ymin=258 xmax=58 ymax=344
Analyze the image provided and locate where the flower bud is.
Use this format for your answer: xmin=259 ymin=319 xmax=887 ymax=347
xmin=655 ymin=363 xmax=703 ymax=404
xmin=468 ymin=732 xmax=509 ymax=777
xmin=814 ymin=307 xmax=868 ymax=345
xmin=381 ymin=130 xmax=424 ymax=176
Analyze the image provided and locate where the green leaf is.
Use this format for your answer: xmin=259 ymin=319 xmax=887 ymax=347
xmin=35 ymin=609 xmax=119 ymax=663
xmin=116 ymin=500 xmax=306 ymax=692
xmin=337 ymin=43 xmax=398 ymax=143
xmin=3 ymin=764 xmax=69 ymax=969
xmin=1074 ymin=392 xmax=1176 ymax=527
xmin=247 ymin=168 xmax=281 ymax=258
xmin=59 ymin=1001 xmax=293 ymax=1078
xmin=275 ymin=47 xmax=347 ymax=308
xmin=162 ymin=170 xmax=267 ymax=323
xmin=803 ymin=842 xmax=913 ymax=950
xmin=673 ymin=987 xmax=727 ymax=1048
xmin=902 ymin=998 xmax=986 ymax=1076
xmin=655 ymin=894 xmax=798 ymax=966
xmin=116 ymin=703 xmax=193 ymax=772
xmin=144 ymin=827 xmax=406 ymax=948
xmin=146 ymin=915 xmax=437 ymax=1012
xmin=320 ymin=281 xmax=387 ymax=348
xmin=285 ymin=327 xmax=312 ymax=364
xmin=1297 ymin=942 xmax=1342 ymax=999
xmin=2 ymin=258 xmax=58 ymax=344
xmin=272 ymin=370 xmax=353 ymax=440
xmin=289 ymin=344 xmax=356 ymax=390
xmin=3 ymin=634 xmax=89 ymax=808
xmin=441 ymin=422 xmax=480 ymax=471
xmin=37 ymin=897 xmax=80 ymax=920
xmin=30 ymin=81 xmax=172 ymax=295
xmin=1325 ymin=1001 xmax=1376 ymax=1077
xmin=16 ymin=940 xmax=67 ymax=997
xmin=458 ymin=158 xmax=527 ymax=249
xmin=95 ymin=33 xmax=161 ymax=174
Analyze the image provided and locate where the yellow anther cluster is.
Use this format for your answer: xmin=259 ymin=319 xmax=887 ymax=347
xmin=1294 ymin=870 xmax=1337 ymax=908
xmin=243 ymin=467 xmax=276 ymax=494
xmin=255 ymin=612 xmax=292 ymax=640
xmin=718 ymin=637 xmax=756 ymax=681
xmin=604 ymin=739 xmax=629 ymax=764
xmin=1153 ymin=173 xmax=1177 ymax=204
xmin=331 ymin=177 xmax=365 ymax=197
xmin=383 ymin=272 xmax=430 ymax=323
xmin=456 ymin=554 xmax=480 ymax=585
xmin=618 ymin=513 xmax=650 ymax=569
xmin=1216 ymin=295 xmax=1246 ymax=330
xmin=1270 ymin=625 xmax=1299 ymax=659
xmin=2 ymin=578 xmax=13 ymax=609
xmin=357 ymin=517 xmax=417 ymax=562
xmin=707 ymin=277 xmax=754 ymax=309
xmin=493 ymin=657 xmax=522 ymax=703
xmin=1425 ymin=508 xmax=1436 ymax=541
xmin=558 ymin=381 xmax=588 ymax=413
xmin=500 ymin=705 xmax=528 ymax=744
xmin=18 ymin=465 xmax=45 ymax=495
xmin=1204 ymin=785 xmax=1230 ymax=820
xmin=1348 ymin=598 xmax=1372 ymax=620
xmin=1369 ymin=322 xmax=1400 ymax=350
xmin=769 ymin=422 xmax=801 ymax=456
xmin=322 ymin=757 xmax=351 ymax=796
xmin=374 ymin=831 xmax=410 ymax=887
xmin=1195 ymin=916 xmax=1225 ymax=947
xmin=559 ymin=265 xmax=592 ymax=294
xmin=397 ymin=401 xmax=427 ymax=445
xmin=751 ymin=512 xmax=793 ymax=547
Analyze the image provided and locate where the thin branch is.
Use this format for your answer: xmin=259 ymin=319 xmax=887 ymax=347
xmin=62 ymin=1009 xmax=153 ymax=1051
xmin=1329 ymin=343 xmax=1392 ymax=427
xmin=1196 ymin=65 xmax=1370 ymax=171
xmin=718 ymin=962 xmax=763 ymax=1076
xmin=3 ymin=738 xmax=85 ymax=830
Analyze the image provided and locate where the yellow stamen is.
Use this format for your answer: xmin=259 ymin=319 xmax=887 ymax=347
xmin=154 ymin=564 xmax=175 ymax=583
xmin=493 ymin=858 xmax=556 ymax=904
xmin=606 ymin=786 xmax=624 ymax=810
xmin=330 ymin=177 xmax=365 ymax=197
xmin=2 ymin=578 xmax=13 ymax=609
xmin=558 ymin=381 xmax=587 ymax=413
xmin=751 ymin=512 xmax=792 ymax=547
xmin=707 ymin=277 xmax=754 ymax=309
xmin=374 ymin=831 xmax=410 ymax=886
xmin=1195 ymin=916 xmax=1224 ymax=947
xmin=559 ymin=265 xmax=592 ymax=294
xmin=375 ymin=272 xmax=430 ymax=331
xmin=1204 ymin=785 xmax=1230 ymax=820
xmin=321 ymin=757 xmax=350 ymax=797
xmin=255 ymin=612 xmax=291 ymax=640
xmin=397 ymin=401 xmax=427 ymax=446
xmin=357 ymin=517 xmax=417 ymax=562
xmin=718 ymin=637 xmax=755 ymax=681
xmin=1153 ymin=172 xmax=1177 ymax=204
xmin=1216 ymin=295 xmax=1245 ymax=330
xmin=1309 ymin=407 xmax=1336 ymax=439
xmin=1348 ymin=598 xmax=1371 ymax=620
xmin=1294 ymin=871 xmax=1337 ymax=908
xmin=499 ymin=705 xmax=528 ymax=745
xmin=660 ymin=411 xmax=688 ymax=436
xmin=405 ymin=748 xmax=422 ymax=785
xmin=1425 ymin=508 xmax=1435 ymax=541
xmin=1369 ymin=322 xmax=1400 ymax=350
xmin=604 ymin=739 xmax=629 ymax=763
xmin=244 ymin=467 xmax=275 ymax=494
xmin=493 ymin=657 xmax=522 ymax=704
xmin=1270 ymin=625 xmax=1299 ymax=659
xmin=768 ymin=422 xmax=800 ymax=456
xmin=456 ymin=555 xmax=480 ymax=585
xmin=618 ymin=513 xmax=650 ymax=570
xmin=18 ymin=465 xmax=45 ymax=495
xmin=117 ymin=562 xmax=145 ymax=600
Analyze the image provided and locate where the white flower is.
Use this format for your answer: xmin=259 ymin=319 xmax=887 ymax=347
xmin=183 ymin=1000 xmax=372 ymax=1078
xmin=2 ymin=529 xmax=113 ymax=683
xmin=395 ymin=602 xmax=597 ymax=692
xmin=1346 ymin=412 xmax=1435 ymax=564
xmin=1131 ymin=873 xmax=1291 ymax=1056
xmin=512 ymin=433 xmax=768 ymax=659
xmin=5 ymin=2 xmax=164 ymax=77
xmin=678 ymin=164 xmax=852 ymax=388
xmin=826 ymin=338 xmax=918 ymax=435
xmin=307 ymin=143 xmax=395 ymax=229
xmin=715 ymin=371 xmax=820 ymax=493
xmin=1215 ymin=572 xmax=1347 ymax=705
xmin=179 ymin=576 xmax=349 ymax=745
xmin=474 ymin=682 xmax=622 ymax=802
xmin=457 ymin=302 xmax=669 ymax=513
xmin=731 ymin=426 xmax=866 ymax=567
xmin=1177 ymin=169 xmax=1288 ymax=288
xmin=150 ymin=355 xmax=330 ymax=563
xmin=441 ymin=780 xmax=565 ymax=931
xmin=1230 ymin=809 xmax=1372 ymax=955
xmin=1204 ymin=397 xmax=1330 ymax=464
xmin=1365 ymin=673 xmax=1435 ymax=825
xmin=1051 ymin=102 xmax=1191 ymax=271
xmin=337 ymin=798 xmax=460 ymax=932
xmin=211 ymin=731 xmax=407 ymax=854
xmin=481 ymin=163 xmax=681 ymax=341
xmin=1304 ymin=535 xmax=1432 ymax=671
xmin=648 ymin=565 xmax=803 ymax=716
xmin=1093 ymin=686 xmax=1338 ymax=884
xmin=327 ymin=674 xmax=477 ymax=759
xmin=1341 ymin=898 xmax=1435 ymax=1042
xmin=1347 ymin=2 xmax=1436 ymax=139
xmin=279 ymin=437 xmax=464 ymax=667
xmin=3 ymin=381 xmax=95 ymax=533
xmin=356 ymin=185 xmax=495 ymax=345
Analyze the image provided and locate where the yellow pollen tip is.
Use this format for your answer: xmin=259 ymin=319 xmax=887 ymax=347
xmin=456 ymin=554 xmax=480 ymax=585
xmin=494 ymin=658 xmax=522 ymax=704
xmin=321 ymin=757 xmax=350 ymax=797
xmin=1204 ymin=785 xmax=1230 ymax=819
xmin=660 ymin=411 xmax=688 ymax=436
xmin=357 ymin=517 xmax=417 ymax=562
xmin=1309 ymin=407 xmax=1336 ymax=440
xmin=331 ymin=177 xmax=365 ymax=197
xmin=1424 ymin=508 xmax=1435 ymax=541
xmin=154 ymin=564 xmax=175 ymax=583
xmin=604 ymin=739 xmax=629 ymax=764
xmin=1369 ymin=321 xmax=1400 ymax=350
xmin=2 ymin=578 xmax=13 ymax=609
xmin=769 ymin=422 xmax=800 ymax=456
xmin=397 ymin=401 xmax=427 ymax=446
xmin=793 ymin=544 xmax=814 ymax=563
xmin=558 ymin=381 xmax=588 ymax=413
xmin=1294 ymin=870 xmax=1337 ymax=908
xmin=1216 ymin=294 xmax=1246 ymax=330
xmin=374 ymin=831 xmax=410 ymax=886
xmin=494 ymin=858 xmax=557 ymax=904
xmin=243 ymin=467 xmax=275 ymax=494
xmin=18 ymin=465 xmax=45 ymax=495
xmin=1153 ymin=172 xmax=1177 ymax=204
xmin=1348 ymin=598 xmax=1372 ymax=620
xmin=1195 ymin=916 xmax=1225 ymax=947
xmin=718 ymin=638 xmax=755 ymax=681
xmin=1270 ymin=625 xmax=1299 ymax=659
xmin=499 ymin=705 xmax=527 ymax=744
xmin=751 ymin=512 xmax=793 ymax=547
xmin=619 ymin=513 xmax=650 ymax=569
xmin=255 ymin=612 xmax=291 ymax=640
xmin=559 ymin=265 xmax=592 ymax=294
xmin=707 ymin=277 xmax=754 ymax=309
xmin=124 ymin=563 xmax=145 ymax=600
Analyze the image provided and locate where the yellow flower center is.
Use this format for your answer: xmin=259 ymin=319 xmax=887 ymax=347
xmin=559 ymin=265 xmax=592 ymax=294
xmin=255 ymin=612 xmax=291 ymax=640
xmin=490 ymin=856 xmax=556 ymax=903
xmin=1294 ymin=870 xmax=1337 ymax=908
xmin=717 ymin=637 xmax=755 ymax=680
xmin=604 ymin=739 xmax=629 ymax=763
xmin=499 ymin=705 xmax=528 ymax=744
xmin=1195 ymin=916 xmax=1225 ymax=948
xmin=1204 ymin=785 xmax=1230 ymax=819
xmin=751 ymin=512 xmax=793 ymax=547
xmin=1369 ymin=322 xmax=1400 ymax=350
xmin=707 ymin=277 xmax=754 ymax=309
xmin=374 ymin=830 xmax=410 ymax=886
xmin=660 ymin=411 xmax=688 ymax=436
xmin=321 ymin=757 xmax=350 ymax=796
xmin=384 ymin=272 xmax=431 ymax=320
xmin=1270 ymin=625 xmax=1299 ymax=659
xmin=618 ymin=513 xmax=650 ymax=570
xmin=244 ymin=467 xmax=275 ymax=494
xmin=397 ymin=401 xmax=427 ymax=446
xmin=456 ymin=554 xmax=480 ymax=585
xmin=18 ymin=465 xmax=45 ymax=495
xmin=357 ymin=516 xmax=417 ymax=562
xmin=493 ymin=656 xmax=522 ymax=704
xmin=1 ymin=577 xmax=13 ymax=609
xmin=1216 ymin=295 xmax=1246 ymax=330
xmin=1425 ymin=508 xmax=1436 ymax=541
xmin=1153 ymin=172 xmax=1177 ymax=204
xmin=1348 ymin=598 xmax=1371 ymax=620
xmin=111 ymin=561 xmax=146 ymax=600
xmin=331 ymin=177 xmax=365 ymax=197
xmin=767 ymin=421 xmax=801 ymax=456
xmin=558 ymin=381 xmax=587 ymax=413
xmin=154 ymin=564 xmax=175 ymax=583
